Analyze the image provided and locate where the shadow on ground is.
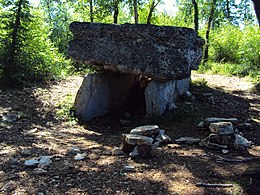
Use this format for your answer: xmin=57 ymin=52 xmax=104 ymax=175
xmin=0 ymin=77 xmax=259 ymax=194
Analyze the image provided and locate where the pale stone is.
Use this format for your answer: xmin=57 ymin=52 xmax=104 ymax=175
xmin=204 ymin=117 xmax=238 ymax=125
xmin=130 ymin=125 xmax=159 ymax=136
xmin=74 ymin=153 xmax=86 ymax=160
xmin=233 ymin=134 xmax=252 ymax=151
xmin=33 ymin=168 xmax=47 ymax=175
xmin=123 ymin=165 xmax=136 ymax=172
xmin=175 ymin=137 xmax=200 ymax=145
xmin=155 ymin=129 xmax=172 ymax=143
xmin=24 ymin=159 xmax=39 ymax=167
xmin=74 ymin=72 xmax=136 ymax=122
xmin=209 ymin=122 xmax=234 ymax=135
xmin=123 ymin=134 xmax=154 ymax=145
xmin=38 ymin=156 xmax=52 ymax=166
xmin=176 ymin=77 xmax=190 ymax=95
xmin=111 ymin=147 xmax=124 ymax=156
xmin=69 ymin=22 xmax=204 ymax=80
xmin=145 ymin=80 xmax=177 ymax=116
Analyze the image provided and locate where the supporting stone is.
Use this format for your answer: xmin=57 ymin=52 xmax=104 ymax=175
xmin=74 ymin=72 xmax=136 ymax=123
xmin=145 ymin=77 xmax=190 ymax=116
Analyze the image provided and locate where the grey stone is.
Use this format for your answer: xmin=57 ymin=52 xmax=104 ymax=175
xmin=209 ymin=122 xmax=235 ymax=135
xmin=24 ymin=159 xmax=39 ymax=167
xmin=221 ymin=149 xmax=229 ymax=154
xmin=21 ymin=149 xmax=31 ymax=156
xmin=175 ymin=137 xmax=200 ymax=145
xmin=74 ymin=153 xmax=86 ymax=160
xmin=204 ymin=117 xmax=238 ymax=125
xmin=69 ymin=146 xmax=81 ymax=154
xmin=123 ymin=134 xmax=154 ymax=145
xmin=123 ymin=165 xmax=136 ymax=172
xmin=155 ymin=129 xmax=172 ymax=143
xmin=33 ymin=168 xmax=48 ymax=175
xmin=69 ymin=22 xmax=204 ymax=80
xmin=111 ymin=147 xmax=124 ymax=156
xmin=74 ymin=72 xmax=136 ymax=122
xmin=129 ymin=146 xmax=139 ymax=158
xmin=38 ymin=156 xmax=52 ymax=166
xmin=233 ymin=134 xmax=252 ymax=151
xmin=130 ymin=125 xmax=159 ymax=136
xmin=197 ymin=121 xmax=205 ymax=128
xmin=145 ymin=80 xmax=177 ymax=116
xmin=176 ymin=78 xmax=190 ymax=95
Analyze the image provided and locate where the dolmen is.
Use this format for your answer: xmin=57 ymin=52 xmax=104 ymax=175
xmin=69 ymin=22 xmax=205 ymax=123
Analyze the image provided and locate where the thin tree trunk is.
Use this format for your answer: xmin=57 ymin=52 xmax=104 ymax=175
xmin=147 ymin=0 xmax=160 ymax=24
xmin=4 ymin=0 xmax=23 ymax=85
xmin=226 ymin=0 xmax=231 ymax=21
xmin=192 ymin=0 xmax=199 ymax=32
xmin=90 ymin=0 xmax=94 ymax=22
xmin=203 ymin=0 xmax=216 ymax=63
xmin=133 ymin=0 xmax=138 ymax=24
xmin=252 ymin=0 xmax=260 ymax=27
xmin=114 ymin=0 xmax=119 ymax=24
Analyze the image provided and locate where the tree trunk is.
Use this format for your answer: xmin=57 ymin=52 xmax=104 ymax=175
xmin=113 ymin=0 xmax=119 ymax=24
xmin=4 ymin=0 xmax=23 ymax=85
xmin=147 ymin=0 xmax=160 ymax=24
xmin=192 ymin=0 xmax=199 ymax=32
xmin=90 ymin=0 xmax=94 ymax=22
xmin=226 ymin=0 xmax=231 ymax=21
xmin=133 ymin=0 xmax=138 ymax=24
xmin=252 ymin=0 xmax=260 ymax=27
xmin=203 ymin=0 xmax=216 ymax=63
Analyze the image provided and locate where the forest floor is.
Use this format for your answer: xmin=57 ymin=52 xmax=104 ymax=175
xmin=0 ymin=72 xmax=260 ymax=195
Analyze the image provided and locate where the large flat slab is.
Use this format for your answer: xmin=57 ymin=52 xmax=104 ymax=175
xmin=69 ymin=22 xmax=204 ymax=80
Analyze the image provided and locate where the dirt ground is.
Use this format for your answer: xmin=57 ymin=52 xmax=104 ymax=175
xmin=0 ymin=72 xmax=259 ymax=195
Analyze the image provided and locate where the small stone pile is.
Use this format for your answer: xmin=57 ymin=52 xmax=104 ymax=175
xmin=199 ymin=118 xmax=252 ymax=152
xmin=117 ymin=125 xmax=171 ymax=158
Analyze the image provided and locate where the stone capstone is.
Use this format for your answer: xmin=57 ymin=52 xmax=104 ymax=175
xmin=69 ymin=22 xmax=204 ymax=80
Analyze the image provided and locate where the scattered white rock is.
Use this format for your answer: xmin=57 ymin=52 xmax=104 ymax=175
xmin=221 ymin=149 xmax=229 ymax=154
xmin=38 ymin=156 xmax=52 ymax=166
xmin=155 ymin=130 xmax=172 ymax=143
xmin=74 ymin=153 xmax=86 ymax=160
xmin=21 ymin=149 xmax=31 ymax=156
xmin=111 ymin=147 xmax=124 ymax=156
xmin=33 ymin=168 xmax=48 ymax=175
xmin=24 ymin=159 xmax=39 ymax=167
xmin=123 ymin=165 xmax=136 ymax=172
xmin=129 ymin=146 xmax=139 ymax=158
xmin=69 ymin=146 xmax=81 ymax=153
xmin=197 ymin=121 xmax=205 ymax=128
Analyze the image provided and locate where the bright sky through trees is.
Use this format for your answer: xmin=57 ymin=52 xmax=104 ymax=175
xmin=29 ymin=0 xmax=177 ymax=14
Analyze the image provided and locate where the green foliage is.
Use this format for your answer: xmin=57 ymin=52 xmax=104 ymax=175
xmin=0 ymin=1 xmax=73 ymax=86
xmin=56 ymin=92 xmax=77 ymax=124
xmin=200 ymin=24 xmax=260 ymax=80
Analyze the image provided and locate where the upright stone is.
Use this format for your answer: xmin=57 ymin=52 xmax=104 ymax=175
xmin=74 ymin=72 xmax=136 ymax=122
xmin=69 ymin=22 xmax=205 ymax=80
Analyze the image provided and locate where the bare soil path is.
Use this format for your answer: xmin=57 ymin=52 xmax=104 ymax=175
xmin=0 ymin=72 xmax=259 ymax=195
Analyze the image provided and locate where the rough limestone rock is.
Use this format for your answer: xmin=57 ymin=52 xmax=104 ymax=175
xmin=69 ymin=22 xmax=205 ymax=80
xmin=123 ymin=134 xmax=154 ymax=145
xmin=209 ymin=122 xmax=235 ymax=135
xmin=145 ymin=77 xmax=190 ymax=116
xmin=130 ymin=125 xmax=159 ymax=136
xmin=204 ymin=117 xmax=238 ymax=125
xmin=74 ymin=72 xmax=136 ymax=122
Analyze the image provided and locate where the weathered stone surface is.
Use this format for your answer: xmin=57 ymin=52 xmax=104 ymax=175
xmin=145 ymin=77 xmax=189 ymax=116
xmin=130 ymin=125 xmax=159 ymax=136
xmin=69 ymin=22 xmax=204 ymax=80
xmin=74 ymin=72 xmax=136 ymax=122
xmin=204 ymin=117 xmax=238 ymax=125
xmin=233 ymin=134 xmax=252 ymax=151
xmin=123 ymin=134 xmax=154 ymax=145
xmin=175 ymin=137 xmax=201 ymax=145
xmin=209 ymin=122 xmax=235 ymax=135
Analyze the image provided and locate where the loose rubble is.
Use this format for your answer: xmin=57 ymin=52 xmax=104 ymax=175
xmin=198 ymin=117 xmax=252 ymax=151
xmin=117 ymin=125 xmax=171 ymax=158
